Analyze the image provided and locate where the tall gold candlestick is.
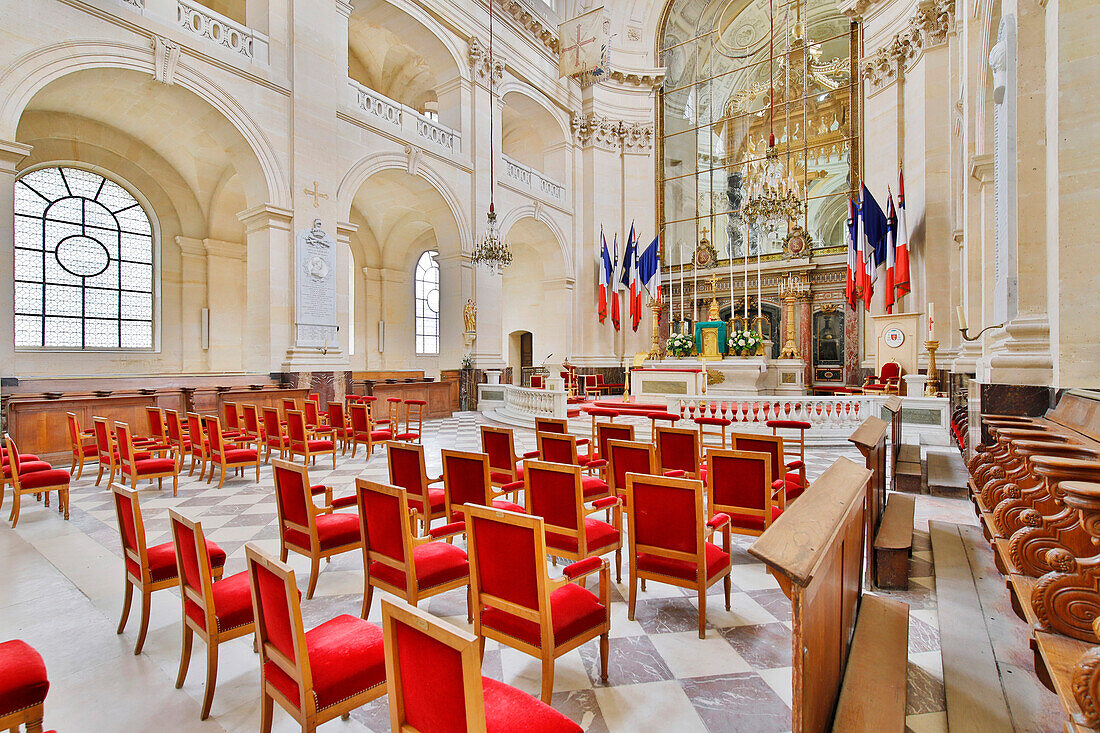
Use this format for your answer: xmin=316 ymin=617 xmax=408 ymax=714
xmin=925 ymin=339 xmax=940 ymax=396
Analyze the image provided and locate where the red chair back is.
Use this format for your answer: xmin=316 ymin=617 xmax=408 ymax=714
xmin=607 ymin=439 xmax=657 ymax=495
xmin=881 ymin=361 xmax=901 ymax=380
xmin=534 ymin=418 xmax=568 ymax=435
xmin=730 ymin=433 xmax=784 ymax=486
xmin=169 ymin=510 xmax=217 ymax=630
xmin=272 ymin=459 xmax=316 ymax=538
xmin=656 ymin=426 xmax=700 ymax=476
xmin=707 ymin=449 xmax=772 ymax=515
xmin=262 ymin=407 xmax=283 ymax=444
xmin=303 ymin=400 xmax=319 ymax=428
xmin=387 ymin=442 xmax=427 ymax=495
xmin=328 ymin=402 xmax=345 ymax=433
xmin=281 ymin=397 xmax=297 ymax=418
xmin=285 ymin=410 xmax=309 ymax=451
xmin=223 ymin=403 xmax=240 ymax=432
xmin=165 ymin=410 xmax=184 ymax=442
xmin=356 ymin=480 xmax=409 ymax=569
xmin=596 ymin=423 xmax=634 ymax=463
xmin=245 ymin=544 xmax=310 ymax=710
xmin=441 ymin=450 xmax=492 ymax=519
xmin=242 ymin=404 xmax=261 ymax=436
xmin=67 ymin=412 xmax=82 ymax=447
xmin=2 ymin=434 xmax=22 ymax=474
xmin=480 ymin=426 xmax=516 ymax=473
xmin=115 ymin=422 xmax=136 ymax=466
xmin=112 ymin=484 xmax=149 ymax=582
xmin=203 ymin=416 xmax=226 ymax=457
xmin=625 ymin=473 xmax=704 ymax=556
xmin=466 ymin=505 xmax=546 ymax=620
xmin=536 ymin=432 xmax=577 ymax=466
xmin=524 ymin=460 xmax=582 ymax=537
xmin=349 ymin=403 xmax=371 ymax=435
xmin=146 ymin=407 xmax=166 ymax=442
xmin=93 ymin=417 xmax=113 ymax=459
xmin=186 ymin=413 xmax=206 ymax=456
xmin=531 ymin=375 xmax=544 ymax=389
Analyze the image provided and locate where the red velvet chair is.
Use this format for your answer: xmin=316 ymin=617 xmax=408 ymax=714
xmin=244 ymin=544 xmax=387 ymax=733
xmin=524 ymin=459 xmax=623 ymax=581
xmin=164 ymin=410 xmax=192 ymax=468
xmin=1 ymin=444 xmax=51 ymax=515
xmin=395 ymin=399 xmax=425 ymax=443
xmin=114 ymin=421 xmax=180 ymax=495
xmin=203 ymin=415 xmax=261 ymax=489
xmin=624 ymin=473 xmax=732 ymax=638
xmin=695 ymin=415 xmax=733 ymax=450
xmin=280 ymin=397 xmax=298 ymax=420
xmin=767 ymin=419 xmax=810 ymax=500
xmin=66 ymin=411 xmax=96 ymax=479
xmin=285 ymin=410 xmax=336 ymax=469
xmin=92 ymin=416 xmax=122 ymax=486
xmin=262 ymin=407 xmax=289 ymax=463
xmin=347 ymin=402 xmax=383 ymax=458
xmin=302 ymin=400 xmax=332 ymax=441
xmin=534 ymin=432 xmax=609 ymax=500
xmin=595 ymin=422 xmax=634 ymax=464
xmin=221 ymin=402 xmax=244 ymax=440
xmin=380 ymin=598 xmax=583 ymax=733
xmin=170 ymin=510 xmax=255 ymax=720
xmin=356 ymin=479 xmax=470 ymax=620
xmin=143 ymin=406 xmax=174 ymax=454
xmin=237 ymin=404 xmax=264 ymax=452
xmin=112 ymin=484 xmax=226 ymax=654
xmin=706 ymin=448 xmax=783 ymax=536
xmin=0 ymin=639 xmax=49 ymax=733
xmin=363 ymin=395 xmax=389 ymax=429
xmin=387 ymin=441 xmax=445 ymax=531
xmin=583 ymin=407 xmax=620 ymax=450
xmin=863 ymin=361 xmax=902 ymax=394
xmin=325 ymin=402 xmax=350 ymax=454
xmin=729 ymin=432 xmax=803 ymax=503
xmin=480 ymin=425 xmax=539 ymax=496
xmin=440 ymin=449 xmax=525 ymax=522
xmin=534 ymin=417 xmax=588 ymax=448
xmin=184 ymin=412 xmax=210 ymax=479
xmin=3 ymin=435 xmax=69 ymax=528
xmin=271 ymin=459 xmax=361 ymax=599
xmin=466 ymin=504 xmax=610 ymax=702
xmin=655 ymin=425 xmax=703 ymax=480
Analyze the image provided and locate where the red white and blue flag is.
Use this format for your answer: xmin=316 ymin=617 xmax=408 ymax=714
xmin=894 ymin=170 xmax=911 ymax=300
xmin=610 ymin=234 xmax=621 ymax=330
xmin=637 ymin=235 xmax=661 ymax=302
xmin=846 ymin=198 xmax=859 ymax=309
xmin=885 ymin=191 xmax=898 ymax=313
xmin=619 ymin=223 xmax=640 ymax=332
xmin=860 ymin=182 xmax=888 ymax=310
xmin=598 ymin=227 xmax=612 ymax=323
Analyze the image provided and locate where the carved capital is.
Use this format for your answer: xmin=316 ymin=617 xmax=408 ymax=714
xmin=862 ymin=0 xmax=955 ymax=92
xmin=468 ymin=37 xmax=504 ymax=83
xmin=570 ymin=113 xmax=654 ymax=153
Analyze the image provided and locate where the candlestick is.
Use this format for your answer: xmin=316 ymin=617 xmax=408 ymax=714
xmin=927 ymin=302 xmax=935 ymax=340
xmin=955 ymin=305 xmax=967 ymax=331
xmin=743 ymin=224 xmax=749 ymax=320
xmin=925 ymin=339 xmax=940 ymax=396
xmin=756 ymin=247 xmax=761 ymax=320
xmin=678 ymin=241 xmax=684 ymax=323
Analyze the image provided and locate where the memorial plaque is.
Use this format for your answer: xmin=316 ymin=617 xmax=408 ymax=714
xmin=294 ymin=219 xmax=338 ymax=348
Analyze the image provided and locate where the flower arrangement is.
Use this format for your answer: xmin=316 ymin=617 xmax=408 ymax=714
xmin=666 ymin=332 xmax=694 ymax=357
xmin=729 ymin=329 xmax=762 ymax=356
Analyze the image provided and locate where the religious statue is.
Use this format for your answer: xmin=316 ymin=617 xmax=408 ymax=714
xmin=463 ymin=298 xmax=477 ymax=332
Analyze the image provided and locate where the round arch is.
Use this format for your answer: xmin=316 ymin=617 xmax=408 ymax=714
xmin=497 ymin=205 xmax=574 ymax=280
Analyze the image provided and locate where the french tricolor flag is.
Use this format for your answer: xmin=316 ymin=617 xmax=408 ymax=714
xmin=598 ymin=228 xmax=612 ymax=324
xmin=894 ymin=170 xmax=911 ymax=300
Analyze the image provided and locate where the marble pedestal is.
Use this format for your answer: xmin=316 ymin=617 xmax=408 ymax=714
xmin=707 ymin=358 xmax=768 ymax=395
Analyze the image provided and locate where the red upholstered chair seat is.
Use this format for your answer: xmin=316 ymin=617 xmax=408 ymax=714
xmin=694 ymin=417 xmax=731 ymax=427
xmin=454 ymin=499 xmax=525 ymax=523
xmin=264 ymin=614 xmax=385 ymax=711
xmin=219 ymin=448 xmax=258 ymax=464
xmin=546 ymin=518 xmax=619 ymax=554
xmin=407 ymin=488 xmax=446 ymax=515
xmin=3 ymin=452 xmax=40 ymax=463
xmin=306 ymin=439 xmax=334 ymax=452
xmin=285 ymin=512 xmax=360 ymax=550
xmin=728 ymin=505 xmax=785 ymax=532
xmin=481 ymin=583 xmax=605 ymax=649
xmin=636 ymin=542 xmax=730 ymax=582
xmin=767 ymin=420 xmax=811 ymax=431
xmin=184 ymin=570 xmax=254 ymax=633
xmin=0 ymin=639 xmax=49 ymax=716
xmin=369 ymin=542 xmax=468 ymax=591
xmin=784 ymin=472 xmax=805 ymax=487
xmin=492 ymin=469 xmax=522 ymax=484
xmin=81 ymin=444 xmax=98 ymax=457
xmin=132 ymin=539 xmax=227 ymax=583
xmin=580 ymin=476 xmax=609 ymax=498
xmin=370 ymin=429 xmax=392 ymax=441
xmin=394 ymin=431 xmax=421 ymax=441
xmin=132 ymin=458 xmax=177 ymax=474
xmin=3 ymin=460 xmax=51 ymax=477
xmin=17 ymin=469 xmax=71 ymax=489
xmin=482 ymin=677 xmax=583 ymax=733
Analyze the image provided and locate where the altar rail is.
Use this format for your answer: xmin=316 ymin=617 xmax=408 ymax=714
xmin=666 ymin=394 xmax=886 ymax=443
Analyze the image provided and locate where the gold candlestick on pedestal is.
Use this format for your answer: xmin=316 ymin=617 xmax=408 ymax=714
xmin=647 ymin=298 xmax=663 ymax=360
xmin=925 ymin=339 xmax=940 ymax=396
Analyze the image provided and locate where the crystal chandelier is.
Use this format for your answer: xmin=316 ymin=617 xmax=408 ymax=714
xmin=470 ymin=1 xmax=512 ymax=269
xmin=740 ymin=0 xmax=804 ymax=240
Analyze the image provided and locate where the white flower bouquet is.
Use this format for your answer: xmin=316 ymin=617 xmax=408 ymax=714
xmin=666 ymin=332 xmax=694 ymax=357
xmin=728 ymin=329 xmax=762 ymax=356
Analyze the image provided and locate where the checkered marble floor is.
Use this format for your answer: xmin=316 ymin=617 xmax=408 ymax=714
xmin=2 ymin=411 xmax=950 ymax=732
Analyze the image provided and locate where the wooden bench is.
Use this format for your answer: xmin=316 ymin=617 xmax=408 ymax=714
xmin=750 ymin=457 xmax=909 ymax=732
xmin=882 ymin=396 xmax=922 ymax=492
xmin=873 ymin=493 xmax=916 ymax=590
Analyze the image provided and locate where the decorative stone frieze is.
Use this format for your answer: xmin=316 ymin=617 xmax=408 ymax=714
xmin=861 ymin=0 xmax=955 ymax=92
xmin=571 ymin=113 xmax=654 ymax=153
xmin=493 ymin=0 xmax=559 ymax=54
xmin=607 ymin=68 xmax=666 ymax=90
xmin=468 ymin=37 xmax=505 ymax=82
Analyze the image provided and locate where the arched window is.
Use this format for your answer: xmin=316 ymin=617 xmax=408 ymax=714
xmin=13 ymin=166 xmax=155 ymax=349
xmin=414 ymin=250 xmax=439 ymax=355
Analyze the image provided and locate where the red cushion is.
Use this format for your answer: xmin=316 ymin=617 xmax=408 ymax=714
xmin=636 ymin=542 xmax=730 ymax=582
xmin=481 ymin=582 xmax=605 ymax=649
xmin=306 ymin=439 xmax=334 ymax=452
xmin=727 ymin=505 xmax=784 ymax=531
xmin=580 ymin=476 xmax=609 ymax=499
xmin=491 ymin=499 xmax=525 ymax=514
xmin=131 ymin=458 xmax=176 ymax=475
xmin=546 ymin=518 xmax=619 ymax=554
xmin=394 ymin=432 xmax=421 ymax=441
xmin=767 ymin=420 xmax=811 ymax=430
xmin=369 ymin=542 xmax=468 ymax=592
xmin=785 ymin=471 xmax=805 ymax=486
xmin=185 ymin=570 xmax=254 ymax=633
xmin=4 ymin=461 xmax=52 ymax=478
xmin=17 ymin=469 xmax=70 ymax=489
xmin=370 ymin=430 xmax=392 ymax=440
xmin=81 ymin=445 xmax=98 ymax=456
xmin=695 ymin=417 xmax=731 ymax=426
xmin=0 ymin=640 xmax=48 ymax=716
xmin=219 ymin=448 xmax=258 ymax=464
xmin=264 ymin=615 xmax=385 ymax=711
xmin=130 ymin=539 xmax=226 ymax=584
xmin=483 ymin=677 xmax=583 ymax=733
xmin=2 ymin=452 xmax=39 ymax=463
xmin=407 ymin=488 xmax=446 ymax=515
xmin=284 ymin=512 xmax=361 ymax=551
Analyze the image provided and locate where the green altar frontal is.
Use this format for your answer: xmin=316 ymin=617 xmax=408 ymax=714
xmin=694 ymin=321 xmax=728 ymax=360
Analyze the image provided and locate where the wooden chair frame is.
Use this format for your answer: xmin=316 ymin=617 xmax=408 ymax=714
xmin=245 ymin=544 xmax=386 ymax=733
xmin=655 ymin=425 xmax=703 ymax=479
xmin=3 ymin=434 xmax=68 ymax=527
xmin=238 ymin=404 xmax=264 ymax=452
xmin=705 ymin=448 xmax=778 ymax=537
xmin=347 ymin=402 xmax=377 ymax=458
xmin=0 ymin=702 xmax=45 ymax=733
xmin=164 ymin=409 xmax=191 ymax=469
xmin=523 ymin=459 xmax=623 ymax=581
xmin=480 ymin=425 xmax=538 ymax=495
xmin=440 ymin=449 xmax=519 ymax=522
xmin=144 ymin=406 xmax=174 ymax=454
xmin=594 ymin=420 xmax=633 ymax=461
xmin=535 ymin=431 xmax=606 ymax=481
xmin=695 ymin=416 xmax=732 ymax=451
xmin=115 ymin=421 xmax=179 ymax=495
xmin=729 ymin=432 xmax=789 ymax=508
xmin=203 ymin=415 xmax=261 ymax=489
xmin=261 ymin=407 xmax=289 ymax=463
xmin=112 ymin=483 xmax=224 ymax=655
xmin=582 ymin=374 xmax=601 ymax=401
xmin=325 ymin=401 xmax=350 ymax=454
xmin=395 ymin=399 xmax=424 ymax=443
xmin=185 ymin=412 xmax=210 ymax=480
xmin=386 ymin=441 xmax=445 ymax=531
xmin=534 ymin=417 xmax=588 ymax=447
xmin=66 ymin=410 xmax=95 ymax=479
xmin=624 ymin=472 xmax=732 ymax=638
xmin=465 ymin=504 xmax=610 ymax=702
xmin=303 ymin=399 xmax=333 ymax=440
xmin=93 ymin=416 xmax=119 ymax=486
xmin=356 ymin=479 xmax=470 ymax=620
xmin=271 ymin=459 xmax=362 ymax=599
xmin=170 ymin=510 xmax=254 ymax=720
xmin=770 ymin=422 xmax=809 ymax=495
xmin=222 ymin=402 xmax=244 ymax=439
xmin=285 ymin=409 xmax=337 ymax=469
xmin=280 ymin=397 xmax=299 ymax=420
xmin=605 ymin=438 xmax=662 ymax=497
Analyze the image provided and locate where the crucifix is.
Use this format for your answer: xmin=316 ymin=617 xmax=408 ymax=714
xmin=562 ymin=24 xmax=596 ymax=68
xmin=303 ymin=181 xmax=328 ymax=208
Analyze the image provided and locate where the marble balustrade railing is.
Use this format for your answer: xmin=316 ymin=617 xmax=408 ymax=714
xmin=348 ymin=81 xmax=459 ymax=153
xmin=176 ymin=0 xmax=269 ymax=64
xmin=666 ymin=394 xmax=888 ymax=443
xmin=501 ymin=384 xmax=567 ymax=421
xmin=501 ymin=154 xmax=566 ymax=203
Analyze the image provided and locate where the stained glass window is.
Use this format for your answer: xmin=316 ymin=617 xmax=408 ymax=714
xmin=414 ymin=250 xmax=439 ymax=355
xmin=14 ymin=167 xmax=155 ymax=349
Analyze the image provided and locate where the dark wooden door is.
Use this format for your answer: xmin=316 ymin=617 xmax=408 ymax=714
xmin=520 ymin=332 xmax=533 ymax=371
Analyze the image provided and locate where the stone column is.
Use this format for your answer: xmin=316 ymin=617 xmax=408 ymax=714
xmin=175 ymin=236 xmax=209 ymax=372
xmin=799 ymin=295 xmax=814 ymax=386
xmin=0 ymin=140 xmax=33 ymax=366
xmin=238 ymin=204 xmax=294 ymax=373
xmin=335 ymin=221 xmax=358 ymax=362
xmin=437 ymin=252 xmax=471 ymax=372
xmin=376 ymin=267 xmax=409 ymax=370
xmin=361 ymin=266 xmax=384 ymax=369
xmin=202 ymin=239 xmax=247 ymax=372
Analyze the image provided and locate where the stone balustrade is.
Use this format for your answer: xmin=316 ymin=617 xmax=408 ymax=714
xmin=177 ymin=0 xmax=269 ymax=64
xmin=501 ymin=154 xmax=566 ymax=203
xmin=666 ymin=394 xmax=884 ymax=444
xmin=348 ymin=81 xmax=459 ymax=153
xmin=501 ymin=384 xmax=567 ymax=422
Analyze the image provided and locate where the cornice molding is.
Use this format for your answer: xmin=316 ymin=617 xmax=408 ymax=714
xmin=492 ymin=0 xmax=559 ymax=55
xmin=607 ymin=66 xmax=666 ymax=91
xmin=862 ymin=0 xmax=955 ymax=92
